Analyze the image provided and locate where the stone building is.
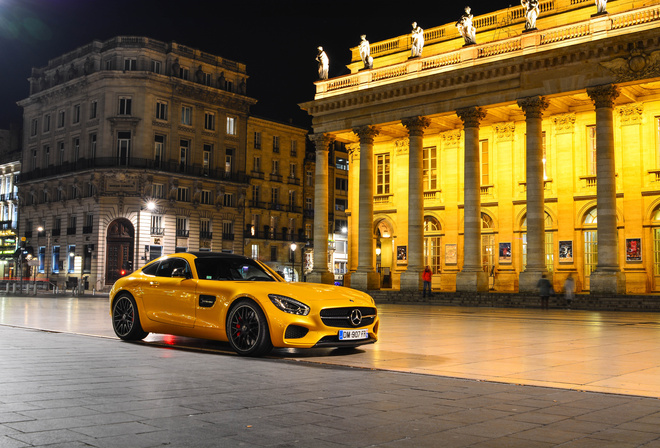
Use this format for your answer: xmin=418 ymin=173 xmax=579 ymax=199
xmin=0 ymin=128 xmax=20 ymax=280
xmin=244 ymin=116 xmax=309 ymax=279
xmin=18 ymin=37 xmax=255 ymax=291
xmin=301 ymin=0 xmax=660 ymax=294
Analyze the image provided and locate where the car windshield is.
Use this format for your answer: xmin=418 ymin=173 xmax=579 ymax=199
xmin=194 ymin=257 xmax=277 ymax=282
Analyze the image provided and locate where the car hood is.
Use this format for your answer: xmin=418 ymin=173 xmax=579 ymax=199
xmin=252 ymin=282 xmax=375 ymax=308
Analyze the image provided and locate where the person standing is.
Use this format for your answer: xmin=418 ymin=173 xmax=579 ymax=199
xmin=564 ymin=273 xmax=575 ymax=309
xmin=536 ymin=274 xmax=552 ymax=310
xmin=422 ymin=265 xmax=432 ymax=298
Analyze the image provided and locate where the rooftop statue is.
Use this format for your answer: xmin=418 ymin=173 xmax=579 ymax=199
xmin=456 ymin=6 xmax=477 ymax=45
xmin=595 ymin=0 xmax=607 ymax=14
xmin=411 ymin=22 xmax=424 ymax=57
xmin=316 ymin=46 xmax=329 ymax=80
xmin=521 ymin=0 xmax=540 ymax=31
xmin=359 ymin=35 xmax=374 ymax=69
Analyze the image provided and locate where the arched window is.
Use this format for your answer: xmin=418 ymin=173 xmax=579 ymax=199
xmin=424 ymin=216 xmax=441 ymax=274
xmin=481 ymin=213 xmax=495 ymax=275
xmin=583 ymin=208 xmax=597 ymax=290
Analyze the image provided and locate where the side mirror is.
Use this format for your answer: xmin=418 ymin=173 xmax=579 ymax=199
xmin=172 ymin=267 xmax=190 ymax=279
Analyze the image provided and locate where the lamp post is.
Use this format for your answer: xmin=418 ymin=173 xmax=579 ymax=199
xmin=290 ymin=242 xmax=297 ymax=281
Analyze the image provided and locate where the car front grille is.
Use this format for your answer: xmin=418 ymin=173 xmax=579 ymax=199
xmin=319 ymin=307 xmax=377 ymax=328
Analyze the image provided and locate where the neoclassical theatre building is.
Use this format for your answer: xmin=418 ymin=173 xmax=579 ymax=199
xmin=18 ymin=37 xmax=255 ymax=290
xmin=301 ymin=0 xmax=660 ymax=294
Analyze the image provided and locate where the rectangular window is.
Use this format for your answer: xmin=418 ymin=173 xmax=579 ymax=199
xmin=306 ymin=197 xmax=313 ymax=210
xmin=118 ymin=97 xmax=132 ymax=115
xmin=376 ymin=154 xmax=390 ymax=195
xmin=68 ymin=245 xmax=76 ymax=273
xmin=52 ymin=245 xmax=60 ymax=273
xmin=38 ymin=246 xmax=45 ymax=273
xmin=156 ymin=101 xmax=168 ymax=120
xmin=251 ymin=244 xmax=259 ymax=259
xmin=289 ymin=190 xmax=296 ymax=208
xmin=73 ymin=137 xmax=80 ymax=161
xmin=181 ymin=105 xmax=192 ymax=126
xmin=200 ymin=218 xmax=211 ymax=237
xmin=587 ymin=125 xmax=597 ymax=175
xmin=289 ymin=163 xmax=297 ymax=179
xmin=225 ymin=148 xmax=233 ymax=177
xmin=30 ymin=118 xmax=38 ymax=136
xmin=57 ymin=110 xmax=65 ymax=128
xmin=89 ymin=100 xmax=97 ymax=119
xmin=203 ymin=144 xmax=212 ymax=175
xmin=58 ymin=142 xmax=65 ymax=165
xmin=204 ymin=112 xmax=215 ymax=130
xmin=252 ymin=185 xmax=260 ymax=202
xmin=154 ymin=135 xmax=165 ymax=167
xmin=480 ymin=140 xmax=489 ymax=185
xmin=179 ymin=66 xmax=189 ymax=80
xmin=336 ymin=177 xmax=348 ymax=192
xmin=336 ymin=157 xmax=349 ymax=170
xmin=151 ymin=60 xmax=161 ymax=74
xmin=177 ymin=187 xmax=190 ymax=202
xmin=291 ymin=140 xmax=298 ymax=157
xmin=176 ymin=217 xmax=189 ymax=237
xmin=89 ymin=133 xmax=97 ymax=159
xmin=72 ymin=104 xmax=81 ymax=124
xmin=272 ymin=159 xmax=279 ymax=175
xmin=43 ymin=114 xmax=51 ymax=132
xmin=226 ymin=117 xmax=237 ymax=135
xmin=201 ymin=189 xmax=211 ymax=205
xmin=43 ymin=145 xmax=50 ymax=167
xmin=254 ymin=132 xmax=261 ymax=149
xmin=273 ymin=136 xmax=280 ymax=153
xmin=253 ymin=156 xmax=261 ymax=173
xmin=151 ymin=215 xmax=163 ymax=235
xmin=423 ymin=146 xmax=438 ymax=190
xmin=223 ymin=221 xmax=233 ymax=239
xmin=117 ymin=131 xmax=131 ymax=165
xmin=105 ymin=60 xmax=113 ymax=70
xmin=152 ymin=183 xmax=164 ymax=198
xmin=271 ymin=187 xmax=279 ymax=205
xmin=203 ymin=72 xmax=212 ymax=86
xmin=307 ymin=170 xmax=313 ymax=186
xmin=124 ymin=58 xmax=137 ymax=71
xmin=223 ymin=193 xmax=234 ymax=207
xmin=335 ymin=198 xmax=347 ymax=211
xmin=179 ymin=139 xmax=189 ymax=171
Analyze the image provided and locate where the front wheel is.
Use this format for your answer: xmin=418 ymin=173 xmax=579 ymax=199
xmin=112 ymin=294 xmax=148 ymax=341
xmin=226 ymin=299 xmax=272 ymax=356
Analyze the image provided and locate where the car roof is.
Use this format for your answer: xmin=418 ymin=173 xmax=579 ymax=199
xmin=188 ymin=252 xmax=252 ymax=261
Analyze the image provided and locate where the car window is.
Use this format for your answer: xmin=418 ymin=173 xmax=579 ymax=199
xmin=141 ymin=261 xmax=160 ymax=276
xmin=195 ymin=258 xmax=276 ymax=282
xmin=155 ymin=258 xmax=191 ymax=278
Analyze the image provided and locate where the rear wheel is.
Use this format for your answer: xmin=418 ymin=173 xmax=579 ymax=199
xmin=112 ymin=294 xmax=148 ymax=341
xmin=226 ymin=299 xmax=272 ymax=356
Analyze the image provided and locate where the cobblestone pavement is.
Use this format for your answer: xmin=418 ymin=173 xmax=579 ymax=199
xmin=1 ymin=295 xmax=660 ymax=446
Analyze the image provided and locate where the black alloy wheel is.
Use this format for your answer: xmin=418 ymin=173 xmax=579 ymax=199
xmin=226 ymin=299 xmax=273 ymax=356
xmin=112 ymin=294 xmax=148 ymax=341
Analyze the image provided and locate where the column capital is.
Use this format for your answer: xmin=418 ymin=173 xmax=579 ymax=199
xmin=517 ymin=96 xmax=549 ymax=118
xmin=402 ymin=116 xmax=431 ymax=137
xmin=353 ymin=125 xmax=380 ymax=144
xmin=308 ymin=133 xmax=335 ymax=151
xmin=456 ymin=106 xmax=486 ymax=128
xmin=587 ymin=84 xmax=620 ymax=109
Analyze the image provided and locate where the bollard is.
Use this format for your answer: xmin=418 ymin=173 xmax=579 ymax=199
xmin=92 ymin=288 xmax=95 ymax=296
xmin=34 ymin=283 xmax=38 ymax=295
xmin=5 ymin=283 xmax=8 ymax=293
xmin=12 ymin=282 xmax=16 ymax=293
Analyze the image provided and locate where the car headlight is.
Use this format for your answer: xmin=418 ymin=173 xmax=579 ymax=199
xmin=269 ymin=294 xmax=310 ymax=316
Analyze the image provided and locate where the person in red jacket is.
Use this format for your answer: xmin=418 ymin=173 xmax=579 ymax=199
xmin=422 ymin=265 xmax=433 ymax=298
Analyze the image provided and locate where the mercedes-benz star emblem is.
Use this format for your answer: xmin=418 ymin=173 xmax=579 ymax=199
xmin=350 ymin=309 xmax=363 ymax=327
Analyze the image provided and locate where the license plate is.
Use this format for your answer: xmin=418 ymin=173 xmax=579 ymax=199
xmin=339 ymin=329 xmax=368 ymax=340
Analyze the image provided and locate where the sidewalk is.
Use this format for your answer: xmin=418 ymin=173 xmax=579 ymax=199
xmin=2 ymin=325 xmax=660 ymax=447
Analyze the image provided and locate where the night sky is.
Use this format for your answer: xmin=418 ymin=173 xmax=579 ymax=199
xmin=0 ymin=0 xmax=515 ymax=131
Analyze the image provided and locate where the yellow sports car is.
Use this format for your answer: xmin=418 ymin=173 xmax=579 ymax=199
xmin=110 ymin=252 xmax=379 ymax=356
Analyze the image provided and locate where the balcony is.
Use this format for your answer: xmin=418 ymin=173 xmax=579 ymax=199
xmin=250 ymin=170 xmax=265 ymax=180
xmin=222 ymin=233 xmax=234 ymax=241
xmin=151 ymin=227 xmax=165 ymax=235
xmin=287 ymin=176 xmax=301 ymax=185
xmin=176 ymin=229 xmax=189 ymax=238
xmin=82 ymin=225 xmax=93 ymax=234
xmin=18 ymin=157 xmax=249 ymax=184
xmin=270 ymin=173 xmax=283 ymax=182
xmin=67 ymin=227 xmax=77 ymax=235
xmin=200 ymin=231 xmax=213 ymax=239
xmin=52 ymin=228 xmax=61 ymax=236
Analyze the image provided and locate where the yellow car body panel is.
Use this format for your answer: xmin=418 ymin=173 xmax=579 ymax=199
xmin=110 ymin=252 xmax=379 ymax=351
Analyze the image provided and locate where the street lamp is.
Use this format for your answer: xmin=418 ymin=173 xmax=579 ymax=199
xmin=37 ymin=225 xmax=50 ymax=290
xmin=290 ymin=242 xmax=297 ymax=281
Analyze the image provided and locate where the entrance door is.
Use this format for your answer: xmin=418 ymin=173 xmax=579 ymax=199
xmin=106 ymin=218 xmax=134 ymax=284
xmin=583 ymin=230 xmax=597 ymax=291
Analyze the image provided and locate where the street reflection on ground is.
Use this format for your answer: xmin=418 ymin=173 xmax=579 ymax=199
xmin=2 ymin=295 xmax=660 ymax=398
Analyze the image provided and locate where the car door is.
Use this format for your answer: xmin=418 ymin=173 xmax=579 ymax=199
xmin=142 ymin=257 xmax=197 ymax=327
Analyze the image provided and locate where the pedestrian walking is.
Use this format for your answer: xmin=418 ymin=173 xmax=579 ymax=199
xmin=564 ymin=273 xmax=575 ymax=309
xmin=537 ymin=274 xmax=552 ymax=310
xmin=422 ymin=265 xmax=432 ymax=298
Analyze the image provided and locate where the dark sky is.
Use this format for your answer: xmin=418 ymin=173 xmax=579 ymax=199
xmin=0 ymin=0 xmax=514 ymax=131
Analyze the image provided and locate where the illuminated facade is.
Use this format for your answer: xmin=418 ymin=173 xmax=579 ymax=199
xmin=301 ymin=0 xmax=660 ymax=294
xmin=244 ymin=117 xmax=309 ymax=279
xmin=18 ymin=37 xmax=254 ymax=290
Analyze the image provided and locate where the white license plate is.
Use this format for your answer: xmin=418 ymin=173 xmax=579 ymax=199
xmin=339 ymin=329 xmax=368 ymax=340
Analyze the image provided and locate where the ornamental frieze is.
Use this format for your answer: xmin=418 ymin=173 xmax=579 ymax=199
xmin=441 ymin=130 xmax=462 ymax=147
xmin=616 ymin=103 xmax=643 ymax=125
xmin=552 ymin=113 xmax=576 ymax=134
xmin=600 ymin=49 xmax=660 ymax=83
xmin=494 ymin=122 xmax=515 ymax=141
xmin=395 ymin=139 xmax=409 ymax=155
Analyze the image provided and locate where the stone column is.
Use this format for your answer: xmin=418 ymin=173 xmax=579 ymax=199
xmin=307 ymin=133 xmax=334 ymax=284
xmin=517 ymin=96 xmax=550 ymax=292
xmin=400 ymin=116 xmax=431 ymax=291
xmin=456 ymin=107 xmax=488 ymax=292
xmin=351 ymin=126 xmax=381 ymax=290
xmin=586 ymin=84 xmax=626 ymax=293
